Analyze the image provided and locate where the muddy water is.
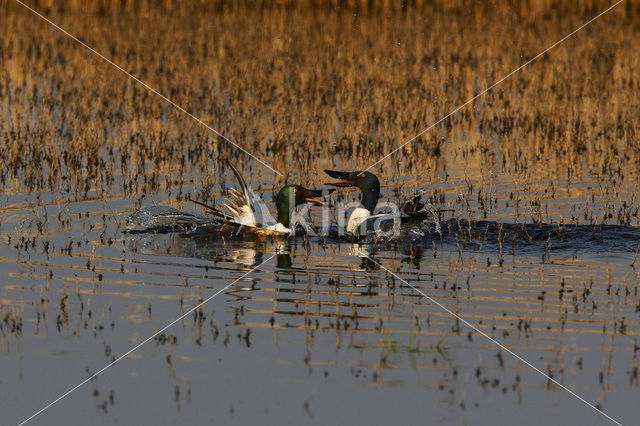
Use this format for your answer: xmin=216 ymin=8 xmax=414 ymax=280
xmin=1 ymin=172 xmax=639 ymax=425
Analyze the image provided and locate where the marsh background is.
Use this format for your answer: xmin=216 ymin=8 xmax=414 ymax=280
xmin=1 ymin=0 xmax=639 ymax=424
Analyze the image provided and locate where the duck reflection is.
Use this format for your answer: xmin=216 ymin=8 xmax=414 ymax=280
xmin=125 ymin=224 xmax=456 ymax=374
xmin=232 ymin=247 xmax=264 ymax=268
xmin=402 ymin=244 xmax=425 ymax=269
xmin=126 ymin=232 xmax=273 ymax=269
xmin=347 ymin=243 xmax=381 ymax=271
xmin=277 ymin=253 xmax=293 ymax=269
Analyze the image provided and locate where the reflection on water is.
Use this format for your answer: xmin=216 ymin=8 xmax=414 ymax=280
xmin=1 ymin=179 xmax=640 ymax=424
xmin=2 ymin=2 xmax=640 ymax=422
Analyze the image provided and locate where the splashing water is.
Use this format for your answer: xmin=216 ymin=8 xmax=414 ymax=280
xmin=126 ymin=205 xmax=218 ymax=234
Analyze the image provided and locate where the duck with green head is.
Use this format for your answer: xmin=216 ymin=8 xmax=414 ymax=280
xmin=324 ymin=169 xmax=437 ymax=237
xmin=193 ymin=161 xmax=332 ymax=236
xmin=272 ymin=184 xmax=330 ymax=233
xmin=324 ymin=169 xmax=383 ymax=236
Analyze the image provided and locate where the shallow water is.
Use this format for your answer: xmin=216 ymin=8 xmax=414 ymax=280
xmin=1 ymin=173 xmax=640 ymax=425
xmin=3 ymin=1 xmax=640 ymax=424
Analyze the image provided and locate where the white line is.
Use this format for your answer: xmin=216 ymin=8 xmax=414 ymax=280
xmin=19 ymin=254 xmax=276 ymax=425
xmin=364 ymin=254 xmax=622 ymax=426
xmin=13 ymin=0 xmax=282 ymax=176
xmin=364 ymin=0 xmax=624 ymax=172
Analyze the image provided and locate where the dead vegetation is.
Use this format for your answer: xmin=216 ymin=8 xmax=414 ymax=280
xmin=0 ymin=0 xmax=638 ymax=222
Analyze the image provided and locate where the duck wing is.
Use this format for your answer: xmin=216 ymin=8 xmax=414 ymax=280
xmin=223 ymin=160 xmax=258 ymax=227
xmin=188 ymin=198 xmax=235 ymax=221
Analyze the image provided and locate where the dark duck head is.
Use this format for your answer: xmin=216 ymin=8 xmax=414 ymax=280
xmin=324 ymin=170 xmax=380 ymax=213
xmin=275 ymin=185 xmax=331 ymax=230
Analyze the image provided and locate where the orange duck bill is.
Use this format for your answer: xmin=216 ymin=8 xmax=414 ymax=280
xmin=295 ymin=186 xmax=334 ymax=206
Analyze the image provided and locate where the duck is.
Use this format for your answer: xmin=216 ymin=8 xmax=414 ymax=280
xmin=324 ymin=169 xmax=439 ymax=237
xmin=189 ymin=160 xmax=333 ymax=237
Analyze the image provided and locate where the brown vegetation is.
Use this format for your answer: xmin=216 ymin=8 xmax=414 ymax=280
xmin=0 ymin=0 xmax=638 ymax=223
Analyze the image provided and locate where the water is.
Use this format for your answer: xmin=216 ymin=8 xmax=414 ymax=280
xmin=1 ymin=174 xmax=639 ymax=425
xmin=2 ymin=2 xmax=639 ymax=424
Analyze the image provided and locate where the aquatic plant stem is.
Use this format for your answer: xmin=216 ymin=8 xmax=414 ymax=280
xmin=364 ymin=0 xmax=624 ymax=173
xmin=13 ymin=0 xmax=283 ymax=176
xmin=18 ymin=254 xmax=276 ymax=425
xmin=364 ymin=254 xmax=622 ymax=426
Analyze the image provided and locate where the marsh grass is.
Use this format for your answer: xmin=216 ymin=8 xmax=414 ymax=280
xmin=1 ymin=0 xmax=639 ymax=225
xmin=2 ymin=5 xmax=640 ymax=416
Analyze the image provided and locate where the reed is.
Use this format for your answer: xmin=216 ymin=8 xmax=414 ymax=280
xmin=1 ymin=0 xmax=638 ymax=224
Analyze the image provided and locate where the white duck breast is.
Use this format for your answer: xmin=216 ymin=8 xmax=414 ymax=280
xmin=346 ymin=207 xmax=371 ymax=234
xmin=347 ymin=208 xmax=397 ymax=237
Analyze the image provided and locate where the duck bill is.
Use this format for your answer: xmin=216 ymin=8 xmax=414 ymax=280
xmin=327 ymin=180 xmax=354 ymax=187
xmin=305 ymin=197 xmax=325 ymax=206
xmin=302 ymin=188 xmax=334 ymax=206
xmin=324 ymin=169 xmax=355 ymax=187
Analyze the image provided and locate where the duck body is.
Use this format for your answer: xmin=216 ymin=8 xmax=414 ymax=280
xmin=325 ymin=169 xmax=436 ymax=238
xmin=346 ymin=210 xmax=400 ymax=238
xmin=346 ymin=207 xmax=374 ymax=234
xmin=127 ymin=161 xmax=331 ymax=237
xmin=195 ymin=162 xmax=332 ymax=237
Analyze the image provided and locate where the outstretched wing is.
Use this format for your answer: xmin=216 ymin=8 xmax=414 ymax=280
xmin=188 ymin=198 xmax=234 ymax=221
xmin=223 ymin=160 xmax=257 ymax=227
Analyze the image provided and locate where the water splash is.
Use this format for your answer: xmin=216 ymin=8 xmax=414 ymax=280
xmin=126 ymin=205 xmax=218 ymax=234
